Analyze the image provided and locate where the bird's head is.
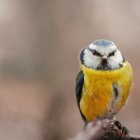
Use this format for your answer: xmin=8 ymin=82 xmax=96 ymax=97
xmin=80 ymin=39 xmax=125 ymax=70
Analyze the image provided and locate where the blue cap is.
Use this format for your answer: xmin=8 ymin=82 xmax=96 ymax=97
xmin=93 ymin=39 xmax=114 ymax=47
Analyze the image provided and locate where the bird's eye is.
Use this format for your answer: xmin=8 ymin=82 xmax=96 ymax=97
xmin=108 ymin=50 xmax=116 ymax=57
xmin=92 ymin=50 xmax=102 ymax=57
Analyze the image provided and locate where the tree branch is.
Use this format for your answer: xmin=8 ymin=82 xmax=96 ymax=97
xmin=69 ymin=119 xmax=140 ymax=140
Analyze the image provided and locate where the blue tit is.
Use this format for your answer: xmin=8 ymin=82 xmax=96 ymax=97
xmin=76 ymin=39 xmax=133 ymax=122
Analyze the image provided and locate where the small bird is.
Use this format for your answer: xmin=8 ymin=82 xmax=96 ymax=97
xmin=76 ymin=39 xmax=133 ymax=122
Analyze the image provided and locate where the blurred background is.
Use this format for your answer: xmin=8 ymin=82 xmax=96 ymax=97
xmin=0 ymin=0 xmax=140 ymax=140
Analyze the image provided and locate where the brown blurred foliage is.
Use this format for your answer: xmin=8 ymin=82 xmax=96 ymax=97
xmin=0 ymin=0 xmax=140 ymax=140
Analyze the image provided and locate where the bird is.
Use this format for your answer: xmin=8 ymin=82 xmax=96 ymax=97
xmin=75 ymin=39 xmax=133 ymax=123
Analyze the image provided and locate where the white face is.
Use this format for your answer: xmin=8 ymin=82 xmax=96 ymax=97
xmin=80 ymin=40 xmax=124 ymax=70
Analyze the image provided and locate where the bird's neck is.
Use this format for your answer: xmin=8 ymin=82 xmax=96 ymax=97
xmin=81 ymin=61 xmax=132 ymax=80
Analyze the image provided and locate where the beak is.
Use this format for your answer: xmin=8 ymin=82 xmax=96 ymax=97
xmin=102 ymin=55 xmax=107 ymax=60
xmin=101 ymin=55 xmax=108 ymax=67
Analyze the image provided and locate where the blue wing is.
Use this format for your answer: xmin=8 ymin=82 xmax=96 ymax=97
xmin=75 ymin=70 xmax=87 ymax=121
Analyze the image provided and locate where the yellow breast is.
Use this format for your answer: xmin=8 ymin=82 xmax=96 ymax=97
xmin=80 ymin=61 xmax=133 ymax=121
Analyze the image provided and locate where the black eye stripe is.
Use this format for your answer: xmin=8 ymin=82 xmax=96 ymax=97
xmin=108 ymin=50 xmax=116 ymax=57
xmin=89 ymin=49 xmax=102 ymax=57
xmin=93 ymin=51 xmax=102 ymax=56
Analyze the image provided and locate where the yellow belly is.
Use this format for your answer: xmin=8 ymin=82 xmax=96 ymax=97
xmin=80 ymin=61 xmax=133 ymax=121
